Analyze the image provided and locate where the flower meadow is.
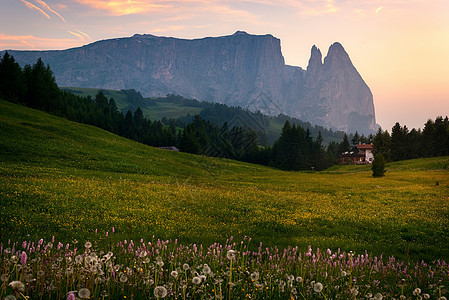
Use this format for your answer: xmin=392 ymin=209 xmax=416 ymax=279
xmin=1 ymin=235 xmax=448 ymax=300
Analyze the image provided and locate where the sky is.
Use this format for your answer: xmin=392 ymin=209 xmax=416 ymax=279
xmin=1 ymin=0 xmax=448 ymax=131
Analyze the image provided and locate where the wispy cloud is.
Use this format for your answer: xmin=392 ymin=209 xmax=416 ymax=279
xmin=375 ymin=6 xmax=384 ymax=14
xmin=20 ymin=0 xmax=50 ymax=19
xmin=72 ymin=0 xmax=169 ymax=16
xmin=0 ymin=33 xmax=81 ymax=50
xmin=20 ymin=0 xmax=66 ymax=22
xmin=68 ymin=30 xmax=92 ymax=42
xmin=35 ymin=0 xmax=66 ymax=22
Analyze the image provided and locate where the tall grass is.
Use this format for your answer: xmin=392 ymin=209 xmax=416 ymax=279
xmin=1 ymin=235 xmax=448 ymax=299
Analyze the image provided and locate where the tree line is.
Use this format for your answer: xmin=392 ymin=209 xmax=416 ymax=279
xmin=372 ymin=118 xmax=449 ymax=161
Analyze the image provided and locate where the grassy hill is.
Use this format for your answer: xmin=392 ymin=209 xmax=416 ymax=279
xmin=1 ymin=99 xmax=448 ymax=261
xmin=62 ymin=87 xmax=206 ymax=120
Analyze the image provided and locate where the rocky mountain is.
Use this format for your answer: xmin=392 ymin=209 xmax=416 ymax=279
xmin=4 ymin=31 xmax=376 ymax=133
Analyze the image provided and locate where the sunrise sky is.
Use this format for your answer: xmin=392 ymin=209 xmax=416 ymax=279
xmin=1 ymin=0 xmax=448 ymax=131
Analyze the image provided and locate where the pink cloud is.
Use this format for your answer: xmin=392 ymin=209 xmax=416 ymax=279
xmin=72 ymin=0 xmax=169 ymax=16
xmin=20 ymin=0 xmax=51 ymax=19
xmin=67 ymin=30 xmax=92 ymax=42
xmin=0 ymin=33 xmax=83 ymax=50
xmin=35 ymin=0 xmax=66 ymax=22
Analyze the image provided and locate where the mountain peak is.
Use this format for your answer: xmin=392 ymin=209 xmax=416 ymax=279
xmin=324 ymin=42 xmax=351 ymax=65
xmin=307 ymin=45 xmax=323 ymax=72
xmin=233 ymin=30 xmax=249 ymax=36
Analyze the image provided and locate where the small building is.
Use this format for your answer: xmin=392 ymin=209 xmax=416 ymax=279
xmin=356 ymin=143 xmax=374 ymax=164
xmin=339 ymin=143 xmax=374 ymax=164
xmin=158 ymin=146 xmax=180 ymax=152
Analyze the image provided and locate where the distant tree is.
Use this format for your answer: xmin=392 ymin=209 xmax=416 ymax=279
xmin=372 ymin=153 xmax=386 ymax=177
xmin=351 ymin=131 xmax=360 ymax=147
xmin=373 ymin=128 xmax=391 ymax=161
xmin=338 ymin=133 xmax=351 ymax=154
xmin=391 ymin=122 xmax=408 ymax=161
xmin=407 ymin=128 xmax=422 ymax=159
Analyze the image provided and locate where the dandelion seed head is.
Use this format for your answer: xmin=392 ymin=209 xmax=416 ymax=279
xmin=8 ymin=281 xmax=25 ymax=292
xmin=78 ymin=288 xmax=91 ymax=299
xmin=183 ymin=263 xmax=190 ymax=270
xmin=413 ymin=288 xmax=422 ymax=296
xmin=226 ymin=250 xmax=236 ymax=260
xmin=1 ymin=273 xmax=10 ymax=282
xmin=120 ymin=274 xmax=128 ymax=283
xmin=154 ymin=286 xmax=168 ymax=298
xmin=251 ymin=271 xmax=259 ymax=281
xmin=84 ymin=241 xmax=92 ymax=249
xmin=313 ymin=282 xmax=323 ymax=293
xmin=4 ymin=295 xmax=17 ymax=300
xmin=171 ymin=270 xmax=178 ymax=278
xmin=203 ymin=264 xmax=212 ymax=275
xmin=350 ymin=288 xmax=358 ymax=296
xmin=192 ymin=276 xmax=202 ymax=285
xmin=374 ymin=293 xmax=383 ymax=300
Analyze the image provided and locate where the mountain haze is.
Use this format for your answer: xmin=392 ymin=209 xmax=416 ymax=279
xmin=5 ymin=31 xmax=376 ymax=133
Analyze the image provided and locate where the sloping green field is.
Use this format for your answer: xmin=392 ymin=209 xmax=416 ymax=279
xmin=1 ymin=99 xmax=448 ymax=261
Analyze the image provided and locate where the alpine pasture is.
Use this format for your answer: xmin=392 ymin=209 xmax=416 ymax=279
xmin=1 ymin=99 xmax=448 ymax=299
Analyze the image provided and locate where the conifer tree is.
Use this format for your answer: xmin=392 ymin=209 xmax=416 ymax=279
xmin=372 ymin=153 xmax=386 ymax=177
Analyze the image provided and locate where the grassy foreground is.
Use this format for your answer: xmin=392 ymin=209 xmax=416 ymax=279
xmin=0 ymin=99 xmax=448 ymax=263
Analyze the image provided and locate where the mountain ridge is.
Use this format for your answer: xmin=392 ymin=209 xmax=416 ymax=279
xmin=3 ymin=31 xmax=376 ymax=134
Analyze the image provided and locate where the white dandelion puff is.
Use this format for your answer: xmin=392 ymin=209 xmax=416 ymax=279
xmin=374 ymin=293 xmax=383 ymax=300
xmin=154 ymin=286 xmax=168 ymax=298
xmin=78 ymin=288 xmax=91 ymax=299
xmin=203 ymin=264 xmax=212 ymax=275
xmin=313 ymin=282 xmax=323 ymax=293
xmin=226 ymin=250 xmax=236 ymax=260
xmin=250 ymin=271 xmax=259 ymax=281
xmin=8 ymin=281 xmax=25 ymax=292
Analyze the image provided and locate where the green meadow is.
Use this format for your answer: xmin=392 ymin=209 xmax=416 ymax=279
xmin=1 ymin=99 xmax=448 ymax=261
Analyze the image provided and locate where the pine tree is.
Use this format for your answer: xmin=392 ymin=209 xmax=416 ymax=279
xmin=372 ymin=153 xmax=386 ymax=177
xmin=338 ymin=133 xmax=350 ymax=154
xmin=0 ymin=52 xmax=26 ymax=102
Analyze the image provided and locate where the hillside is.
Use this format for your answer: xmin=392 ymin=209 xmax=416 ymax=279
xmin=62 ymin=87 xmax=345 ymax=145
xmin=0 ymin=99 xmax=448 ymax=261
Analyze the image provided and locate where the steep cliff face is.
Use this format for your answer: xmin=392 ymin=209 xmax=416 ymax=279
xmin=299 ymin=43 xmax=376 ymax=133
xmin=5 ymin=32 xmax=376 ymax=133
